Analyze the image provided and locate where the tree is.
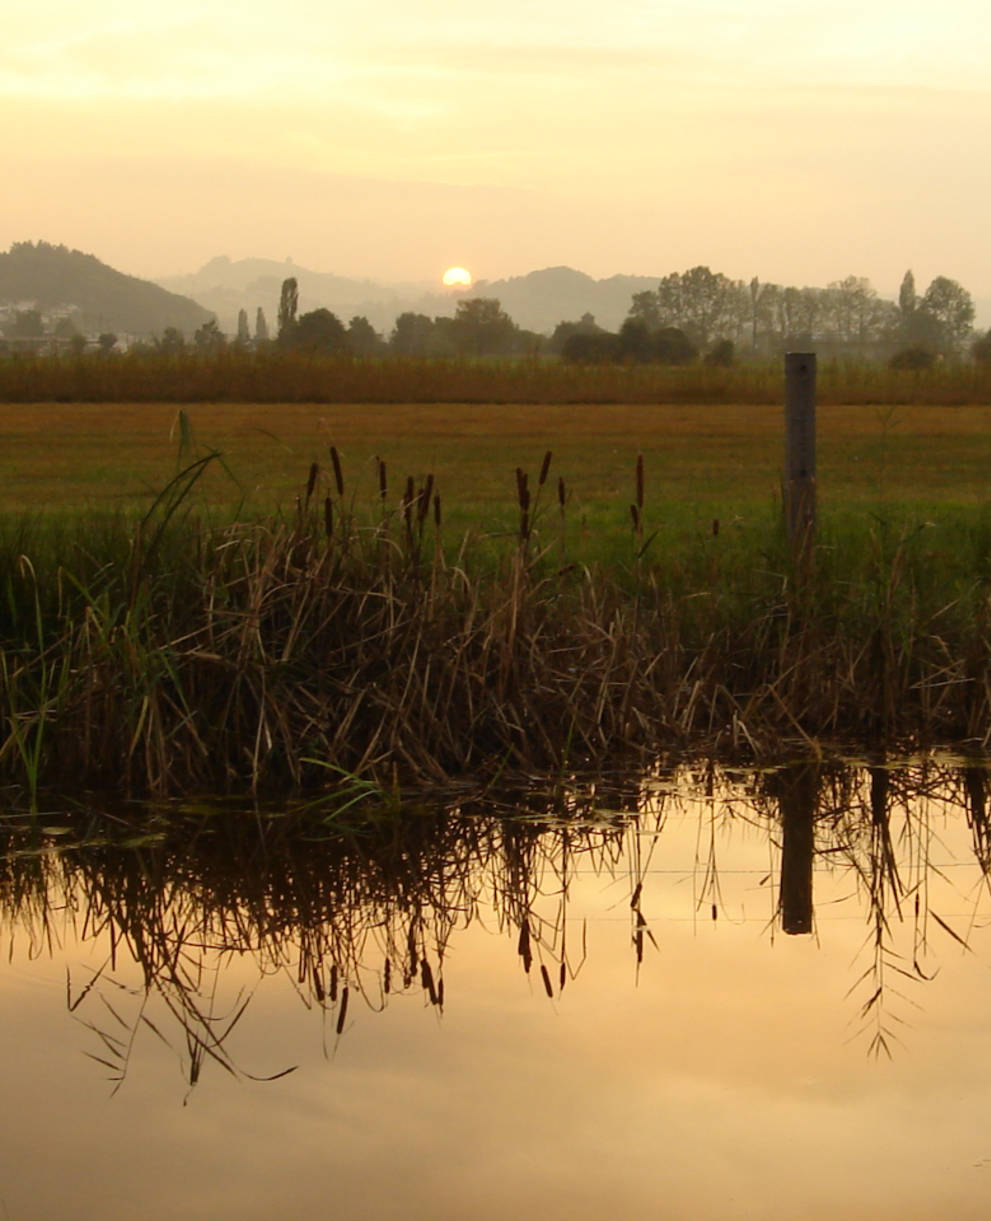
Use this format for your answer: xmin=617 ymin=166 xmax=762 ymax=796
xmin=53 ymin=316 xmax=80 ymax=340
xmin=347 ymin=316 xmax=383 ymax=356
xmin=549 ymin=312 xmax=604 ymax=356
xmin=617 ymin=318 xmax=655 ymax=363
xmin=290 ymin=308 xmax=347 ymax=353
xmin=277 ymin=277 xmax=299 ymax=344
xmin=560 ymin=330 xmax=620 ymax=364
xmin=627 ymin=292 xmax=662 ymax=331
xmin=650 ymin=266 xmax=740 ymax=350
xmin=236 ymin=308 xmax=251 ymax=346
xmin=194 ymin=319 xmax=226 ymax=352
xmin=98 ymin=332 xmax=118 ymax=354
xmin=3 ymin=309 xmax=44 ymax=339
xmin=255 ymin=307 xmax=270 ymax=344
xmin=449 ymin=298 xmax=519 ymax=357
xmin=972 ymin=329 xmax=991 ymax=365
xmin=898 ymin=269 xmax=916 ymax=318
xmin=919 ymin=276 xmax=974 ymax=353
xmin=704 ymin=339 xmax=735 ymax=367
xmin=390 ymin=312 xmax=436 ymax=356
xmin=156 ymin=327 xmax=185 ymax=354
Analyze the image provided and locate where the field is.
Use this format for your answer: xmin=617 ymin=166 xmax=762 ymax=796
xmin=4 ymin=401 xmax=991 ymax=529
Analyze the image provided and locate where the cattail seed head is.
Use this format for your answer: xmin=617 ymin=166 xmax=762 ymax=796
xmin=538 ymin=450 xmax=552 ymax=486
xmin=330 ymin=446 xmax=344 ymax=496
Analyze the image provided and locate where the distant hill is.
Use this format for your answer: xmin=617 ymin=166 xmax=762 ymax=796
xmin=469 ymin=266 xmax=659 ymax=332
xmin=156 ymin=256 xmax=658 ymax=336
xmin=0 ymin=242 xmax=213 ymax=337
xmin=157 ymin=256 xmax=406 ymax=337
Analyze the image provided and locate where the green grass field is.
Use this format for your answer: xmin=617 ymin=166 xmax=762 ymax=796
xmin=4 ymin=401 xmax=991 ymax=528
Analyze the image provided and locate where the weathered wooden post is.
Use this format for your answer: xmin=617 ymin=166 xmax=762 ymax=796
xmin=778 ymin=762 xmax=818 ymax=935
xmin=784 ymin=352 xmax=817 ymax=552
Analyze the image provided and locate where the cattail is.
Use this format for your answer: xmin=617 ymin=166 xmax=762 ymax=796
xmin=557 ymin=476 xmax=566 ymax=508
xmin=559 ymin=961 xmax=566 ymax=991
xmin=403 ymin=475 xmax=415 ymax=527
xmin=313 ymin=965 xmax=325 ymax=1002
xmin=336 ymin=986 xmax=349 ymax=1035
xmin=330 ymin=964 xmax=338 ymax=1003
xmin=330 ymin=445 xmax=344 ymax=496
xmin=305 ymin=461 xmax=318 ymax=504
xmin=712 ymin=518 xmax=719 ymax=536
xmin=433 ymin=493 xmax=442 ymax=528
xmin=418 ymin=474 xmax=434 ymax=523
xmin=540 ymin=964 xmax=553 ymax=998
xmin=378 ymin=457 xmax=387 ymax=502
xmin=635 ymin=453 xmax=644 ymax=510
xmin=384 ymin=958 xmax=391 ymax=994
xmin=538 ymin=450 xmax=552 ymax=486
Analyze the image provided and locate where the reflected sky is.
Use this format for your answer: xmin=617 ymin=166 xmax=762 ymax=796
xmin=2 ymin=760 xmax=991 ymax=1219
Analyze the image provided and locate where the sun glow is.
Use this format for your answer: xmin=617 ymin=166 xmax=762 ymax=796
xmin=442 ymin=266 xmax=472 ymax=287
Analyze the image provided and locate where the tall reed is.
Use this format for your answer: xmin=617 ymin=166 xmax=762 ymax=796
xmin=1 ymin=451 xmax=990 ymax=798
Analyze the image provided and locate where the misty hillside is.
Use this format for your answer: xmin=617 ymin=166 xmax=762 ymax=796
xmin=471 ymin=267 xmax=659 ymax=332
xmin=157 ymin=256 xmax=408 ymax=336
xmin=156 ymin=256 xmax=661 ymax=336
xmin=0 ymin=242 xmax=213 ymax=336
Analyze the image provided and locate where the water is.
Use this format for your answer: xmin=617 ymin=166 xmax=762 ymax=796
xmin=3 ymin=758 xmax=991 ymax=1219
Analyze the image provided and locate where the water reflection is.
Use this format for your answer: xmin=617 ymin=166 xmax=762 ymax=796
xmin=1 ymin=757 xmax=990 ymax=1094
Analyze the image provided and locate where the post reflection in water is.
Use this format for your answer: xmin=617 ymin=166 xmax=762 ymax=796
xmin=2 ymin=758 xmax=991 ymax=1219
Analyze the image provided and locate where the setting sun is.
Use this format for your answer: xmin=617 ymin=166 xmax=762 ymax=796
xmin=442 ymin=266 xmax=472 ymax=288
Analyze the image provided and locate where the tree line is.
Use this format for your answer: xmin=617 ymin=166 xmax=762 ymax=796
xmin=4 ymin=266 xmax=989 ymax=368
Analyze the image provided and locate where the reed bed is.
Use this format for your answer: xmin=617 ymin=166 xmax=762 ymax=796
xmin=2 ymin=445 xmax=991 ymax=802
xmin=3 ymin=347 xmax=991 ymax=406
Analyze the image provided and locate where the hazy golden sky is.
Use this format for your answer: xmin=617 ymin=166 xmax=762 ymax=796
xmin=4 ymin=0 xmax=990 ymax=295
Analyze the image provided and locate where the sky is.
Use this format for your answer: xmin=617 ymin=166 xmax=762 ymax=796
xmin=3 ymin=0 xmax=991 ymax=298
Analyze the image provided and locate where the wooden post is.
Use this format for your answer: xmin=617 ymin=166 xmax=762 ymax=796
xmin=784 ymin=352 xmax=816 ymax=550
xmin=778 ymin=763 xmax=818 ymax=935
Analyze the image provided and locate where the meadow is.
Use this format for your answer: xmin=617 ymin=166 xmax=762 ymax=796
xmin=2 ymin=396 xmax=991 ymax=802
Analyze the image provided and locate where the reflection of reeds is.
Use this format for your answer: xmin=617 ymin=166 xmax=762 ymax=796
xmin=2 ymin=759 xmax=990 ymax=1085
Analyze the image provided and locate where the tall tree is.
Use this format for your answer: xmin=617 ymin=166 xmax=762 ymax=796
xmin=255 ymin=307 xmax=269 ymax=343
xmin=277 ymin=277 xmax=299 ymax=343
xmin=652 ymin=266 xmax=739 ymax=350
xmin=919 ymin=276 xmax=975 ymax=352
xmin=236 ymin=308 xmax=250 ymax=346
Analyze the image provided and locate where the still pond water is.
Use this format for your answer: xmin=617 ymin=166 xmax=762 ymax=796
xmin=3 ymin=758 xmax=991 ymax=1220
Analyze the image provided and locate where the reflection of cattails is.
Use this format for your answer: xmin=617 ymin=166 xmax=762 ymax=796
xmin=518 ymin=919 xmax=532 ymax=973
